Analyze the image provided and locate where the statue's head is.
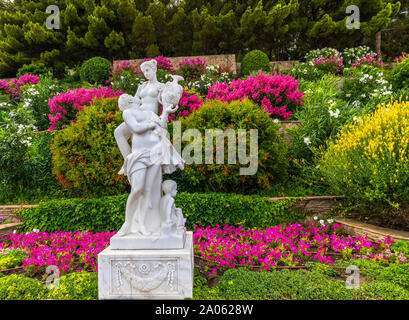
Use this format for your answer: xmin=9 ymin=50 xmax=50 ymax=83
xmin=140 ymin=59 xmax=157 ymax=80
xmin=162 ymin=180 xmax=177 ymax=197
xmin=118 ymin=94 xmax=136 ymax=111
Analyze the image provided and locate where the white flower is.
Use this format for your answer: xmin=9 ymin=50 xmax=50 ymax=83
xmin=13 ymin=230 xmax=16 ymax=234
xmin=329 ymin=108 xmax=340 ymax=118
xmin=273 ymin=119 xmax=279 ymax=123
xmin=327 ymin=219 xmax=334 ymax=224
xmin=353 ymin=116 xmax=358 ymax=121
xmin=313 ymin=216 xmax=318 ymax=220
xmin=319 ymin=219 xmax=325 ymax=225
xmin=304 ymin=137 xmax=311 ymax=145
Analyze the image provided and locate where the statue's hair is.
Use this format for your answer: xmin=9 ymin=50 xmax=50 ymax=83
xmin=140 ymin=59 xmax=157 ymax=71
xmin=118 ymin=93 xmax=135 ymax=111
xmin=162 ymin=180 xmax=177 ymax=194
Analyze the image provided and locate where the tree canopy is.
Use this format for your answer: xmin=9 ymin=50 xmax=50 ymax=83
xmin=0 ymin=0 xmax=404 ymax=76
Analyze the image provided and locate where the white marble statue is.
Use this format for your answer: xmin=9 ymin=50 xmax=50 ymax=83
xmin=112 ymin=59 xmax=185 ymax=247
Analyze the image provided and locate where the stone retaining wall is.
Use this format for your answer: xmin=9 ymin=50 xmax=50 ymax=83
xmin=114 ymin=54 xmax=237 ymax=74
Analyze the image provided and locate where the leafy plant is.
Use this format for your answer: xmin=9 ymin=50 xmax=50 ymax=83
xmin=0 ymin=274 xmax=47 ymax=300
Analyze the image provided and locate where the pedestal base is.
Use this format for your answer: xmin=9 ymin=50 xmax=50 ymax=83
xmin=110 ymin=227 xmax=186 ymax=250
xmin=98 ymin=231 xmax=193 ymax=300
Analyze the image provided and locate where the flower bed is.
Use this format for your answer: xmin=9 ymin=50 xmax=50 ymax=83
xmin=0 ymin=74 xmax=39 ymax=103
xmin=0 ymin=222 xmax=405 ymax=279
xmin=193 ymin=222 xmax=406 ymax=277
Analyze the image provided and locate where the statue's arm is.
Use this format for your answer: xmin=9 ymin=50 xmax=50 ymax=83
xmin=123 ymin=109 xmax=155 ymax=134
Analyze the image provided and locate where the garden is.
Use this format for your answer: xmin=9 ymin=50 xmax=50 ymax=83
xmin=1 ymin=0 xmax=409 ymax=302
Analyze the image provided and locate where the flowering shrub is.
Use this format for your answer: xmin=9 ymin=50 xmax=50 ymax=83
xmin=108 ymin=61 xmax=143 ymax=95
xmin=313 ymin=56 xmax=344 ymax=74
xmin=168 ymin=89 xmax=203 ymax=122
xmin=393 ymin=52 xmax=409 ymax=65
xmin=289 ymin=62 xmax=324 ymax=82
xmin=342 ymin=65 xmax=392 ymax=107
xmin=48 ymin=87 xmax=123 ymax=130
xmin=141 ymin=56 xmax=175 ymax=74
xmin=0 ymin=74 xmax=39 ymax=104
xmin=351 ymin=55 xmax=384 ymax=68
xmin=392 ymin=56 xmax=409 ymax=90
xmin=342 ymin=46 xmax=376 ymax=68
xmin=319 ymin=99 xmax=409 ymax=215
xmin=305 ymin=47 xmax=340 ymax=63
xmin=178 ymin=57 xmax=207 ymax=82
xmin=206 ymin=72 xmax=303 ymax=119
xmin=185 ymin=64 xmax=233 ymax=96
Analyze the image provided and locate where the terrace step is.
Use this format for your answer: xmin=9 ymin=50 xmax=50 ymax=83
xmin=0 ymin=222 xmax=21 ymax=237
xmin=0 ymin=204 xmax=37 ymax=223
xmin=335 ymin=218 xmax=409 ymax=243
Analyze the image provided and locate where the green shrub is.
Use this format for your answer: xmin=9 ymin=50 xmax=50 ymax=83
xmin=176 ymin=99 xmax=289 ymax=194
xmin=0 ymin=250 xmax=27 ymax=270
xmin=47 ymin=272 xmax=98 ymax=300
xmin=192 ymin=270 xmax=221 ymax=300
xmin=0 ymin=274 xmax=47 ymax=300
xmin=392 ymin=57 xmax=409 ymax=89
xmin=342 ymin=65 xmax=391 ymax=107
xmin=391 ymin=241 xmax=409 ymax=258
xmin=378 ymin=264 xmax=409 ymax=290
xmin=319 ymin=99 xmax=409 ymax=214
xmin=240 ymin=50 xmax=270 ymax=76
xmin=80 ymin=57 xmax=112 ymax=85
xmin=304 ymin=262 xmax=340 ymax=277
xmin=360 ymin=281 xmax=409 ymax=300
xmin=17 ymin=63 xmax=51 ymax=77
xmin=0 ymin=131 xmax=67 ymax=204
xmin=18 ymin=193 xmax=303 ymax=232
xmin=51 ymin=97 xmax=128 ymax=198
xmin=217 ymin=268 xmax=360 ymax=300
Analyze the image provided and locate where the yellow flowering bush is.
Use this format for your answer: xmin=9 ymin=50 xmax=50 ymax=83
xmin=319 ymin=99 xmax=409 ymax=211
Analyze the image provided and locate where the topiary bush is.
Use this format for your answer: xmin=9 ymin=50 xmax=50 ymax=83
xmin=80 ymin=57 xmax=112 ymax=85
xmin=392 ymin=56 xmax=409 ymax=90
xmin=240 ymin=50 xmax=270 ymax=76
xmin=51 ymin=97 xmax=128 ymax=198
xmin=17 ymin=63 xmax=51 ymax=78
xmin=18 ymin=193 xmax=303 ymax=232
xmin=319 ymin=99 xmax=409 ymax=223
xmin=0 ymin=274 xmax=47 ymax=300
xmin=47 ymin=272 xmax=98 ymax=300
xmin=175 ymin=99 xmax=289 ymax=194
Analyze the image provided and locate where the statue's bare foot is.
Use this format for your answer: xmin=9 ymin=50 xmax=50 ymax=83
xmin=138 ymin=225 xmax=151 ymax=236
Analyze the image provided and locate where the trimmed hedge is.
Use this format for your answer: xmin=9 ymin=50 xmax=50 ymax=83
xmin=18 ymin=193 xmax=304 ymax=232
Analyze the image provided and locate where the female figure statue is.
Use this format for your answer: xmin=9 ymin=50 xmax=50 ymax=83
xmin=114 ymin=59 xmax=184 ymax=239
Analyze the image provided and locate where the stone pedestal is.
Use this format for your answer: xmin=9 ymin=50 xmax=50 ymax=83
xmin=98 ymin=231 xmax=193 ymax=300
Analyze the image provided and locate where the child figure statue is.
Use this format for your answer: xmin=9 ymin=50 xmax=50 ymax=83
xmin=160 ymin=180 xmax=186 ymax=237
